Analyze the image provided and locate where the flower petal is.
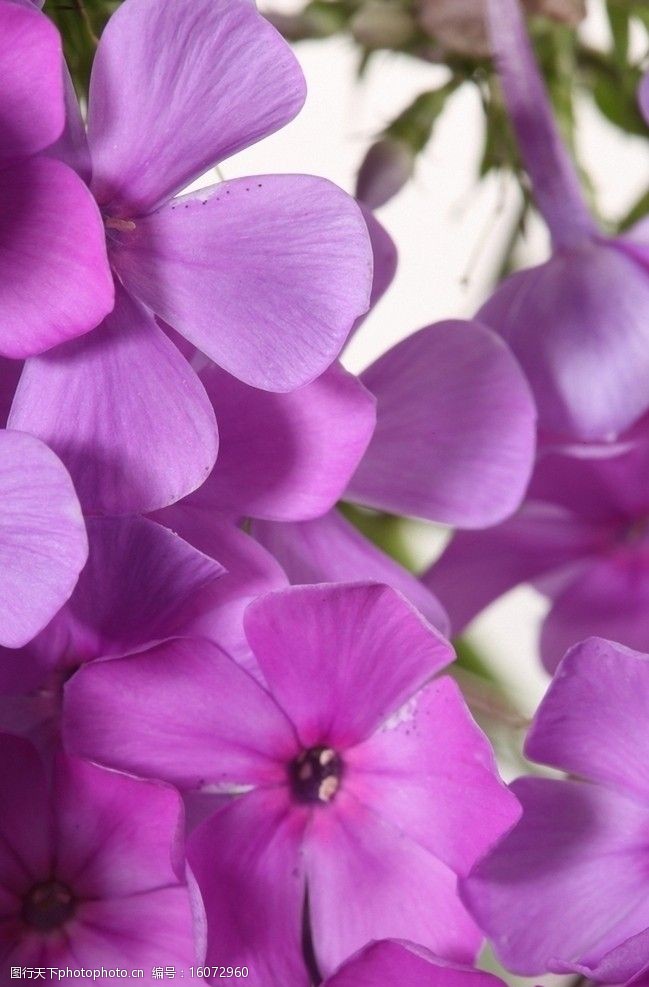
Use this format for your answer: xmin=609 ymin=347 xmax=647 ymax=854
xmin=64 ymin=638 xmax=298 ymax=790
xmin=0 ymin=157 xmax=113 ymax=358
xmin=9 ymin=283 xmax=218 ymax=516
xmin=348 ymin=321 xmax=536 ymax=526
xmin=0 ymin=0 xmax=63 ymax=162
xmin=244 ymin=583 xmax=454 ymax=749
xmin=188 ymin=789 xmax=309 ymax=987
xmin=305 ymin=791 xmax=481 ymax=979
xmin=252 ymin=510 xmax=449 ymax=634
xmin=326 ymin=943 xmax=506 ymax=987
xmin=186 ymin=363 xmax=375 ymax=520
xmin=88 ymin=0 xmax=305 ymax=216
xmin=0 ymin=360 xmax=21 ymax=429
xmin=638 ymin=71 xmax=649 ymax=125
xmin=0 ymin=734 xmax=51 ymax=894
xmin=345 ymin=676 xmax=520 ymax=876
xmin=110 ymin=176 xmax=373 ymax=391
xmin=527 ymin=637 xmax=649 ymax=801
xmin=0 ymin=430 xmax=87 ymax=649
xmin=461 ymin=777 xmax=649 ymax=975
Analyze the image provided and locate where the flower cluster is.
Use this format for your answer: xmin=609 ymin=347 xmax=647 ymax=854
xmin=1 ymin=0 xmax=648 ymax=984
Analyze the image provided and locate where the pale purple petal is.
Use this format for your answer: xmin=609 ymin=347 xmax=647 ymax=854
xmin=348 ymin=321 xmax=536 ymax=526
xmin=88 ymin=0 xmax=305 ymax=216
xmin=9 ymin=283 xmax=218 ymax=515
xmin=478 ymin=242 xmax=649 ymax=441
xmin=326 ymin=942 xmax=507 ymax=987
xmin=252 ymin=510 xmax=449 ymax=633
xmin=461 ymin=777 xmax=649 ymax=975
xmin=185 ymin=362 xmax=375 ymax=520
xmin=0 ymin=1 xmax=63 ymax=162
xmin=244 ymin=583 xmax=454 ymax=749
xmin=305 ymin=791 xmax=481 ymax=978
xmin=0 ymin=158 xmax=113 ymax=358
xmin=540 ymin=561 xmax=649 ymax=672
xmin=110 ymin=176 xmax=373 ymax=391
xmin=188 ymin=789 xmax=309 ymax=987
xmin=0 ymin=431 xmax=87 ymax=649
xmin=638 ymin=72 xmax=649 ymax=125
xmin=64 ymin=638 xmax=298 ymax=790
xmin=349 ymin=206 xmax=397 ymax=338
xmin=0 ymin=735 xmax=51 ymax=894
xmin=424 ymin=503 xmax=607 ymax=632
xmin=345 ymin=676 xmax=520 ymax=876
xmin=526 ymin=637 xmax=649 ymax=801
xmin=565 ymin=928 xmax=649 ymax=985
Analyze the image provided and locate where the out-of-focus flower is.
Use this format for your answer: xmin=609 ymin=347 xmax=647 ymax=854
xmin=356 ymin=138 xmax=416 ymax=209
xmin=0 ymin=734 xmax=203 ymax=974
xmin=324 ymin=940 xmax=509 ymax=987
xmin=0 ymin=430 xmax=87 ymax=649
xmin=639 ymin=71 xmax=649 ymax=124
xmin=461 ymin=637 xmax=649 ymax=982
xmin=64 ymin=582 xmax=520 ymax=985
xmin=9 ymin=0 xmax=373 ymax=516
xmin=0 ymin=0 xmax=112 ymax=359
xmin=351 ymin=1 xmax=416 ymax=50
xmin=477 ymin=0 xmax=649 ymax=443
xmin=425 ymin=429 xmax=649 ymax=670
xmin=417 ymin=0 xmax=585 ymax=58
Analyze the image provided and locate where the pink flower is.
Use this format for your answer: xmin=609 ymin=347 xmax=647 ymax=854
xmin=64 ymin=582 xmax=520 ymax=985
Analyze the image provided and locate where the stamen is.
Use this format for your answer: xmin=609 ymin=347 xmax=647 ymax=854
xmin=22 ymin=881 xmax=76 ymax=932
xmin=290 ymin=746 xmax=342 ymax=805
xmin=104 ymin=217 xmax=136 ymax=232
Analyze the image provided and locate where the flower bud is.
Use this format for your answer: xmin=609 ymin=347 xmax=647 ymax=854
xmin=356 ymin=138 xmax=415 ymax=208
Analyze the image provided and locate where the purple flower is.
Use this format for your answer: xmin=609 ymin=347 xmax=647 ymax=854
xmin=64 ymin=582 xmax=520 ymax=984
xmin=480 ymin=0 xmax=649 ymax=442
xmin=0 ymin=430 xmax=87 ymax=649
xmin=7 ymin=0 xmax=373 ymax=516
xmin=426 ymin=432 xmax=649 ymax=670
xmin=0 ymin=734 xmax=203 ymax=973
xmin=0 ymin=0 xmax=113 ymax=359
xmin=323 ymin=940 xmax=508 ymax=987
xmin=461 ymin=637 xmax=649 ymax=983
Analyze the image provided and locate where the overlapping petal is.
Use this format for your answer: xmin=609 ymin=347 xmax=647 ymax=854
xmin=326 ymin=943 xmax=506 ymax=987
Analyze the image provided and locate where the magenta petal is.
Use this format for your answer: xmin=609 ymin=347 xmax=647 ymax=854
xmin=252 ymin=510 xmax=449 ymax=634
xmin=244 ymin=583 xmax=454 ymax=749
xmin=0 ymin=1 xmax=63 ymax=162
xmin=9 ymin=283 xmax=218 ymax=516
xmin=346 ymin=676 xmax=520 ymax=876
xmin=349 ymin=321 xmax=536 ymax=526
xmin=305 ymin=791 xmax=481 ymax=978
xmin=479 ymin=241 xmax=649 ymax=441
xmin=424 ymin=503 xmax=606 ymax=632
xmin=88 ymin=0 xmax=305 ymax=216
xmin=45 ymin=67 xmax=92 ymax=183
xmin=0 ymin=157 xmax=113 ymax=358
xmin=0 ymin=359 xmax=21 ymax=429
xmin=326 ymin=942 xmax=507 ymax=987
xmin=0 ymin=431 xmax=87 ymax=649
xmin=0 ymin=735 xmax=51 ymax=894
xmin=461 ymin=776 xmax=649 ymax=976
xmin=566 ymin=929 xmax=649 ymax=985
xmin=540 ymin=560 xmax=649 ymax=672
xmin=64 ymin=638 xmax=298 ymax=790
xmin=110 ymin=176 xmax=373 ymax=391
xmin=188 ymin=789 xmax=309 ymax=987
xmin=527 ymin=637 xmax=649 ymax=802
xmin=187 ymin=363 xmax=375 ymax=520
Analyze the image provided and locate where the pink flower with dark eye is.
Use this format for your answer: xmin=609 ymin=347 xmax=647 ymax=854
xmin=0 ymin=735 xmax=204 ymax=978
xmin=64 ymin=582 xmax=520 ymax=986
xmin=8 ymin=0 xmax=373 ymax=516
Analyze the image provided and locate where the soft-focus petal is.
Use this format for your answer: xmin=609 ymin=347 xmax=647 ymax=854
xmin=345 ymin=676 xmax=520 ymax=876
xmin=187 ymin=362 xmax=375 ymax=520
xmin=348 ymin=321 xmax=536 ymax=526
xmin=0 ymin=0 xmax=63 ymax=162
xmin=244 ymin=583 xmax=453 ymax=749
xmin=9 ymin=283 xmax=218 ymax=516
xmin=64 ymin=638 xmax=298 ymax=790
xmin=326 ymin=942 xmax=507 ymax=987
xmin=0 ymin=157 xmax=113 ymax=358
xmin=253 ymin=510 xmax=449 ymax=633
xmin=110 ymin=176 xmax=373 ymax=391
xmin=638 ymin=71 xmax=649 ymax=125
xmin=0 ymin=430 xmax=87 ymax=649
xmin=0 ymin=735 xmax=51 ymax=894
xmin=526 ymin=637 xmax=649 ymax=801
xmin=461 ymin=776 xmax=649 ymax=975
xmin=188 ymin=789 xmax=309 ymax=987
xmin=306 ymin=791 xmax=481 ymax=978
xmin=478 ymin=241 xmax=649 ymax=441
xmin=88 ymin=0 xmax=305 ymax=215
xmin=424 ymin=503 xmax=607 ymax=632
xmin=45 ymin=67 xmax=92 ymax=182
xmin=350 ymin=206 xmax=398 ymax=337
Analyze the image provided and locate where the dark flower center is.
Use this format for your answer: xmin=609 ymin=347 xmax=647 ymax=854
xmin=290 ymin=746 xmax=342 ymax=804
xmin=21 ymin=881 xmax=76 ymax=932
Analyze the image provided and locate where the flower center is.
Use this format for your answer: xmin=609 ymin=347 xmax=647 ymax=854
xmin=290 ymin=746 xmax=342 ymax=804
xmin=21 ymin=881 xmax=76 ymax=932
